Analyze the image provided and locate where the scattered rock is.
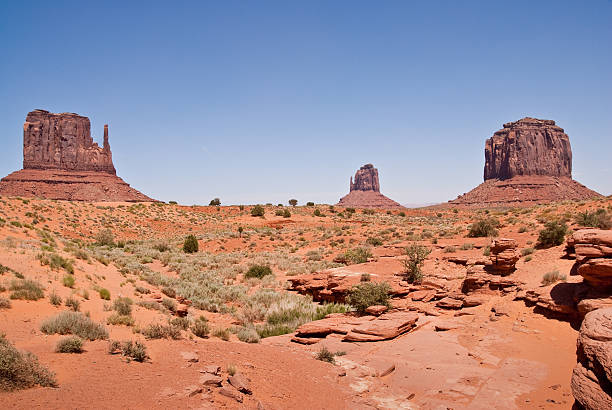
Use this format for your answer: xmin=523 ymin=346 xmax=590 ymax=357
xmin=365 ymin=305 xmax=388 ymax=316
xmin=199 ymin=374 xmax=222 ymax=387
xmin=219 ymin=386 xmax=243 ymax=403
xmin=180 ymin=351 xmax=199 ymax=363
xmin=228 ymin=373 xmax=252 ymax=394
xmin=200 ymin=365 xmax=221 ymax=375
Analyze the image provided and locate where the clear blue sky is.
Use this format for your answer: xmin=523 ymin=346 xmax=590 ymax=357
xmin=1 ymin=1 xmax=610 ymax=205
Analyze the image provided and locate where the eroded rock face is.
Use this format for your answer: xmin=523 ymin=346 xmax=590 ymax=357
xmin=571 ymin=307 xmax=612 ymax=410
xmin=337 ymin=164 xmax=402 ymax=209
xmin=0 ymin=110 xmax=154 ymax=202
xmin=350 ymin=164 xmax=380 ymax=192
xmin=448 ymin=118 xmax=601 ymax=207
xmin=23 ymin=110 xmax=116 ymax=174
xmin=484 ymin=118 xmax=571 ymax=181
xmin=570 ymin=229 xmax=612 ymax=289
xmin=487 ymin=238 xmax=520 ymax=274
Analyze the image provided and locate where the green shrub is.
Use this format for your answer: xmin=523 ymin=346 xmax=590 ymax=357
xmin=575 ymin=209 xmax=611 ymax=229
xmin=346 ymin=282 xmax=391 ymax=314
xmin=49 ymin=292 xmax=62 ymax=306
xmin=182 ymin=235 xmax=199 ymax=253
xmin=541 ymin=270 xmax=567 ymax=286
xmin=467 ymin=218 xmax=499 ymax=237
xmin=38 ymin=253 xmax=75 ymax=274
xmin=537 ymin=221 xmax=568 ymax=248
xmin=521 ymin=247 xmax=534 ymax=256
xmin=40 ymin=311 xmax=108 ymax=340
xmin=366 ymin=237 xmax=383 ymax=246
xmin=209 ymin=198 xmax=221 ymax=206
xmin=64 ymin=296 xmax=80 ymax=311
xmin=403 ymin=244 xmax=430 ymax=284
xmin=112 ymin=297 xmax=133 ymax=316
xmin=95 ymin=229 xmax=115 ymax=246
xmin=236 ymin=327 xmax=260 ymax=343
xmin=9 ymin=279 xmax=44 ymax=300
xmin=343 ymin=247 xmax=372 ymax=264
xmin=55 ymin=336 xmax=83 ymax=353
xmin=282 ymin=209 xmax=291 ymax=218
xmin=315 ymin=346 xmax=335 ymax=364
xmin=99 ymin=288 xmax=111 ymax=300
xmin=245 ymin=265 xmax=272 ymax=279
xmin=0 ymin=333 xmax=57 ymax=391
xmin=108 ymin=340 xmax=148 ymax=362
xmin=251 ymin=205 xmax=265 ymax=217
xmin=191 ymin=316 xmax=209 ymax=338
xmin=62 ymin=274 xmax=75 ymax=288
xmin=0 ymin=297 xmax=11 ymax=309
xmin=107 ymin=313 xmax=134 ymax=326
xmin=313 ymin=209 xmax=323 ymax=217
xmin=141 ymin=323 xmax=181 ymax=340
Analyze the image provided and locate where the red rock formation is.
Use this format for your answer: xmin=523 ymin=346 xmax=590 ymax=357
xmin=337 ymin=164 xmax=403 ymax=209
xmin=571 ymin=307 xmax=612 ymax=410
xmin=448 ymin=118 xmax=602 ymax=207
xmin=569 ymin=229 xmax=612 ymax=289
xmin=22 ymin=110 xmax=116 ymax=174
xmin=0 ymin=110 xmax=154 ymax=202
xmin=484 ymin=118 xmax=572 ymax=180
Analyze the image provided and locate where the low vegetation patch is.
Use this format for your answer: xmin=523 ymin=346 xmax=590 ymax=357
xmin=342 ymin=247 xmax=372 ymax=264
xmin=141 ymin=323 xmax=181 ymax=340
xmin=183 ymin=235 xmax=199 ymax=253
xmin=575 ymin=209 xmax=611 ymax=229
xmin=40 ymin=311 xmax=108 ymax=340
xmin=467 ymin=218 xmax=499 ymax=238
xmin=541 ymin=270 xmax=567 ymax=286
xmin=108 ymin=340 xmax=148 ymax=362
xmin=9 ymin=279 xmax=44 ymax=301
xmin=244 ymin=264 xmax=272 ymax=279
xmin=346 ymin=282 xmax=391 ymax=314
xmin=403 ymin=244 xmax=430 ymax=284
xmin=537 ymin=220 xmax=568 ymax=248
xmin=55 ymin=336 xmax=83 ymax=353
xmin=0 ymin=333 xmax=57 ymax=391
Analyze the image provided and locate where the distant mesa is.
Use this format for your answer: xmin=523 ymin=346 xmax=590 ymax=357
xmin=337 ymin=164 xmax=403 ymax=209
xmin=449 ymin=117 xmax=602 ymax=207
xmin=0 ymin=109 xmax=154 ymax=202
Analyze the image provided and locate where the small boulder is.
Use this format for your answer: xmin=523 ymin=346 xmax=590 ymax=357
xmin=228 ymin=373 xmax=252 ymax=394
xmin=365 ymin=305 xmax=388 ymax=316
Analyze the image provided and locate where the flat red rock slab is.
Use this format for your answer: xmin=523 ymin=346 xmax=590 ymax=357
xmin=343 ymin=312 xmax=419 ymax=342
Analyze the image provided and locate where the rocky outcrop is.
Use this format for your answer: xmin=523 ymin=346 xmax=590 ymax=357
xmin=448 ymin=118 xmax=602 ymax=207
xmin=23 ymin=110 xmax=116 ymax=174
xmin=570 ymin=229 xmax=612 ymax=289
xmin=337 ymin=164 xmax=402 ymax=209
xmin=484 ymin=118 xmax=572 ymax=180
xmin=487 ymin=238 xmax=519 ymax=274
xmin=461 ymin=239 xmax=521 ymax=294
xmin=571 ymin=307 xmax=612 ymax=410
xmin=0 ymin=110 xmax=154 ymax=202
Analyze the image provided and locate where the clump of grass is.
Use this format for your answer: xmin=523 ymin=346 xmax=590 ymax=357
xmin=191 ymin=316 xmax=209 ymax=338
xmin=575 ymin=209 xmax=611 ymax=229
xmin=64 ymin=296 xmax=80 ymax=312
xmin=49 ymin=292 xmax=62 ymax=306
xmin=112 ymin=297 xmax=133 ymax=316
xmin=342 ymin=247 xmax=372 ymax=264
xmin=99 ymin=288 xmax=111 ymax=300
xmin=0 ymin=297 xmax=11 ymax=309
xmin=467 ymin=218 xmax=499 ymax=238
xmin=0 ymin=333 xmax=57 ymax=391
xmin=161 ymin=298 xmax=176 ymax=313
xmin=182 ymin=235 xmax=199 ymax=253
xmin=141 ymin=323 xmax=181 ymax=340
xmin=108 ymin=340 xmax=148 ymax=362
xmin=236 ymin=326 xmax=260 ymax=343
xmin=169 ymin=317 xmax=191 ymax=330
xmin=315 ymin=346 xmax=335 ymax=364
xmin=403 ymin=244 xmax=430 ymax=284
xmin=460 ymin=243 xmax=474 ymax=250
xmin=521 ymin=247 xmax=534 ymax=256
xmin=62 ymin=274 xmax=75 ymax=288
xmin=227 ymin=363 xmax=237 ymax=376
xmin=537 ymin=221 xmax=568 ymax=248
xmin=55 ymin=336 xmax=83 ymax=353
xmin=9 ymin=279 xmax=44 ymax=300
xmin=95 ymin=229 xmax=115 ymax=246
xmin=244 ymin=265 xmax=272 ymax=279
xmin=443 ymin=246 xmax=456 ymax=253
xmin=346 ymin=282 xmax=391 ymax=314
xmin=107 ymin=313 xmax=135 ymax=326
xmin=541 ymin=270 xmax=567 ymax=286
xmin=40 ymin=311 xmax=108 ymax=340
xmin=212 ymin=328 xmax=231 ymax=341
xmin=38 ymin=253 xmax=74 ymax=274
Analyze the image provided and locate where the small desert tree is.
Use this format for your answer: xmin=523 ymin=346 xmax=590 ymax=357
xmin=238 ymin=226 xmax=244 ymax=237
xmin=537 ymin=220 xmax=568 ymax=248
xmin=183 ymin=235 xmax=199 ymax=253
xmin=403 ymin=244 xmax=430 ymax=283
xmin=209 ymin=198 xmax=221 ymax=206
xmin=289 ymin=199 xmax=298 ymax=207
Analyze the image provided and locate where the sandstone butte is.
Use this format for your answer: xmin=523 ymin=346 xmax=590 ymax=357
xmin=448 ymin=117 xmax=602 ymax=207
xmin=0 ymin=110 xmax=154 ymax=202
xmin=337 ymin=163 xmax=403 ymax=209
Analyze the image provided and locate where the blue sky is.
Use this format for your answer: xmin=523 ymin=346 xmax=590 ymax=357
xmin=1 ymin=1 xmax=610 ymax=205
